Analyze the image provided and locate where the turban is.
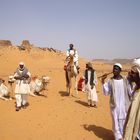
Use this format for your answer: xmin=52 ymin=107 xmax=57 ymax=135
xmin=19 ymin=62 xmax=25 ymax=66
xmin=86 ymin=62 xmax=93 ymax=68
xmin=133 ymin=58 xmax=140 ymax=78
xmin=114 ymin=63 xmax=122 ymax=70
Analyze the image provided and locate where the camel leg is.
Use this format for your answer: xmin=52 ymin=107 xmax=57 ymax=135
xmin=68 ymin=77 xmax=71 ymax=96
xmin=65 ymin=71 xmax=71 ymax=95
xmin=75 ymin=76 xmax=78 ymax=95
xmin=0 ymin=96 xmax=9 ymax=101
xmin=8 ymin=83 xmax=15 ymax=99
xmin=68 ymin=86 xmax=70 ymax=96
xmin=29 ymin=91 xmax=37 ymax=97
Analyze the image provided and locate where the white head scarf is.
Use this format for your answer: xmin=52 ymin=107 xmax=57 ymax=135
xmin=19 ymin=62 xmax=25 ymax=66
xmin=18 ymin=61 xmax=25 ymax=71
xmin=114 ymin=63 xmax=122 ymax=70
xmin=133 ymin=58 xmax=140 ymax=77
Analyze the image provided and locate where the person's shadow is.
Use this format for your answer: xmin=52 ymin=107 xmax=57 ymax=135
xmin=75 ymin=100 xmax=89 ymax=107
xmin=82 ymin=124 xmax=114 ymax=140
xmin=59 ymin=91 xmax=69 ymax=96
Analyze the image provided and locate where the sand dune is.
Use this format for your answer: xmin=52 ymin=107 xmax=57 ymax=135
xmin=0 ymin=45 xmax=131 ymax=140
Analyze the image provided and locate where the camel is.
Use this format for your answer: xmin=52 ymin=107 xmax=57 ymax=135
xmin=29 ymin=76 xmax=50 ymax=97
xmin=65 ymin=54 xmax=78 ymax=96
xmin=6 ymin=75 xmax=50 ymax=97
xmin=0 ymin=78 xmax=13 ymax=101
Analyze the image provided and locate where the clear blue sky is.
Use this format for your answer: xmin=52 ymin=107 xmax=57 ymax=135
xmin=0 ymin=0 xmax=140 ymax=60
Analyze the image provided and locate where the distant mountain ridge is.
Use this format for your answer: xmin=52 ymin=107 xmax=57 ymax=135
xmin=92 ymin=58 xmax=134 ymax=64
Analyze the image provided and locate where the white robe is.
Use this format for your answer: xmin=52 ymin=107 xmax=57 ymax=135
xmin=14 ymin=71 xmax=31 ymax=94
xmin=123 ymin=89 xmax=140 ymax=140
xmin=103 ymin=79 xmax=132 ymax=140
xmin=14 ymin=70 xmax=31 ymax=107
xmin=66 ymin=50 xmax=79 ymax=66
xmin=85 ymin=71 xmax=98 ymax=102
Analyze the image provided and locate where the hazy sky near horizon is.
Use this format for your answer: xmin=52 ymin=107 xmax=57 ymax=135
xmin=0 ymin=0 xmax=140 ymax=60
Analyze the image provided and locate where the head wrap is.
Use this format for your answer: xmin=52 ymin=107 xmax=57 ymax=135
xmin=133 ymin=58 xmax=140 ymax=78
xmin=18 ymin=61 xmax=25 ymax=71
xmin=114 ymin=63 xmax=122 ymax=70
xmin=19 ymin=62 xmax=25 ymax=66
xmin=86 ymin=62 xmax=93 ymax=68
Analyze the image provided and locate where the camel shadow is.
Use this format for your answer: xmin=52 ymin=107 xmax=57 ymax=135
xmin=59 ymin=91 xmax=69 ymax=96
xmin=82 ymin=124 xmax=114 ymax=140
xmin=75 ymin=100 xmax=89 ymax=107
xmin=36 ymin=93 xmax=47 ymax=98
xmin=34 ymin=92 xmax=47 ymax=98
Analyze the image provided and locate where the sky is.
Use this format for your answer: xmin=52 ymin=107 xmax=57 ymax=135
xmin=0 ymin=0 xmax=140 ymax=60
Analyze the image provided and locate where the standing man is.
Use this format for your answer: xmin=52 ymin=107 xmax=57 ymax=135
xmin=14 ymin=62 xmax=31 ymax=111
xmin=101 ymin=63 xmax=132 ymax=140
xmin=123 ymin=58 xmax=140 ymax=140
xmin=84 ymin=62 xmax=98 ymax=107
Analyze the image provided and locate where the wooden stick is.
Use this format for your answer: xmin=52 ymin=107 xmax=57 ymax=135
xmin=98 ymin=69 xmax=129 ymax=79
xmin=98 ymin=72 xmax=112 ymax=79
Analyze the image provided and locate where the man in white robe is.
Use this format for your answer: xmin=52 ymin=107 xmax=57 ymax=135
xmin=84 ymin=62 xmax=98 ymax=107
xmin=66 ymin=44 xmax=79 ymax=67
xmin=101 ymin=63 xmax=132 ymax=140
xmin=14 ymin=62 xmax=31 ymax=111
xmin=123 ymin=58 xmax=140 ymax=140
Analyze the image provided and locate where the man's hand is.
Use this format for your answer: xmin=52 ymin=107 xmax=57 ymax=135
xmin=101 ymin=74 xmax=107 ymax=84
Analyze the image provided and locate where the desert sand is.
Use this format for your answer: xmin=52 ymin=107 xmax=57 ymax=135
xmin=0 ymin=45 xmax=131 ymax=140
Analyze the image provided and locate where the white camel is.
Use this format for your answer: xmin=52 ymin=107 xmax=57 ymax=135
xmin=0 ymin=78 xmax=13 ymax=101
xmin=29 ymin=76 xmax=50 ymax=97
xmin=5 ymin=75 xmax=50 ymax=97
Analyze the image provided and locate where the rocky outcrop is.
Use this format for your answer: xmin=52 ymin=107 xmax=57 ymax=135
xmin=0 ymin=40 xmax=12 ymax=46
xmin=19 ymin=40 xmax=32 ymax=51
xmin=21 ymin=40 xmax=31 ymax=46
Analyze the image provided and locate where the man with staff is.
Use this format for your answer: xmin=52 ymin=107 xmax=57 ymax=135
xmin=101 ymin=63 xmax=133 ymax=140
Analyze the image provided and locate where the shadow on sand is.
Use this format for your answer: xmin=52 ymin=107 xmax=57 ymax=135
xmin=34 ymin=92 xmax=47 ymax=98
xmin=82 ymin=124 xmax=114 ymax=140
xmin=59 ymin=91 xmax=69 ymax=96
xmin=75 ymin=100 xmax=89 ymax=107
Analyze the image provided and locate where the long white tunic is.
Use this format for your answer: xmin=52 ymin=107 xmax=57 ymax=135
xmin=66 ymin=50 xmax=78 ymax=62
xmin=14 ymin=70 xmax=31 ymax=94
xmin=85 ymin=70 xmax=98 ymax=102
xmin=103 ymin=79 xmax=132 ymax=140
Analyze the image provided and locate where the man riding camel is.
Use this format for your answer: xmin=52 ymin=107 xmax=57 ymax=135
xmin=65 ymin=44 xmax=80 ymax=72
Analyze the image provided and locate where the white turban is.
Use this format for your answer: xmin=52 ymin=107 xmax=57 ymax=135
xmin=133 ymin=58 xmax=140 ymax=77
xmin=114 ymin=63 xmax=122 ymax=70
xmin=19 ymin=62 xmax=25 ymax=66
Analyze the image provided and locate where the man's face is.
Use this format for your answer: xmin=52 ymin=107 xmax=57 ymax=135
xmin=129 ymin=66 xmax=139 ymax=82
xmin=113 ymin=65 xmax=121 ymax=76
xmin=69 ymin=44 xmax=73 ymax=50
xmin=19 ymin=64 xmax=24 ymax=69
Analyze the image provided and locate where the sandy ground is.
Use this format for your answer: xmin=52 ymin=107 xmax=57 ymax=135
xmin=0 ymin=46 xmax=131 ymax=140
